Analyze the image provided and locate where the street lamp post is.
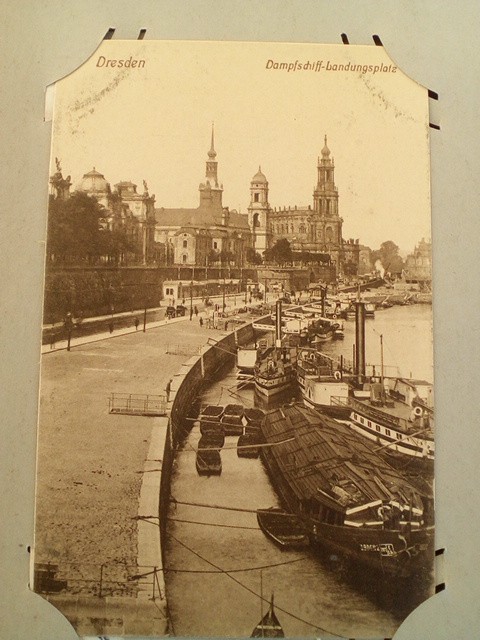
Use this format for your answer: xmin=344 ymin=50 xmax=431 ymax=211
xmin=64 ymin=312 xmax=74 ymax=351
xmin=222 ymin=276 xmax=226 ymax=311
xmin=190 ymin=280 xmax=193 ymax=320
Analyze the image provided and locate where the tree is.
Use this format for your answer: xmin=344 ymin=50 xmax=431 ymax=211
xmin=265 ymin=238 xmax=292 ymax=265
xmin=246 ymin=247 xmax=263 ymax=265
xmin=371 ymin=240 xmax=404 ymax=276
xmin=46 ymin=192 xmax=107 ymax=264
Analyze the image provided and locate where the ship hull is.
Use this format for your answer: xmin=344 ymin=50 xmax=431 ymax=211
xmin=254 ymin=373 xmax=295 ymax=397
xmin=347 ymin=409 xmax=434 ymax=473
xmin=260 ymin=434 xmax=433 ymax=578
xmin=303 ymin=394 xmax=352 ymax=420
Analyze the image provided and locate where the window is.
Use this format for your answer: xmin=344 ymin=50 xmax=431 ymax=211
xmin=386 ymin=429 xmax=391 ymax=437
xmin=376 ymin=425 xmax=381 ymax=432
xmin=182 ymin=255 xmax=187 ymax=264
xmin=213 ymin=242 xmax=217 ymax=249
xmin=254 ymin=193 xmax=259 ymax=202
xmin=183 ymin=240 xmax=188 ymax=248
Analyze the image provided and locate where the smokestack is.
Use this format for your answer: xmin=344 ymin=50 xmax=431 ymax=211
xmin=320 ymin=286 xmax=326 ymax=316
xmin=355 ymin=301 xmax=366 ymax=382
xmin=275 ymin=300 xmax=282 ymax=348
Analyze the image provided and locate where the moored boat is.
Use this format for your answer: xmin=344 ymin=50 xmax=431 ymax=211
xmin=199 ymin=405 xmax=224 ymax=434
xmin=244 ymin=408 xmax=265 ymax=426
xmin=198 ymin=432 xmax=225 ymax=450
xmin=260 ymin=403 xmax=434 ymax=578
xmin=333 ymin=377 xmax=434 ymax=471
xmin=251 ymin=594 xmax=284 ymax=638
xmin=221 ymin=404 xmax=244 ymax=435
xmin=195 ymin=448 xmax=222 ymax=476
xmin=296 ymin=348 xmax=350 ymax=418
xmin=254 ymin=348 xmax=296 ymax=398
xmin=236 ymin=346 xmax=258 ymax=382
xmin=256 ymin=507 xmax=309 ymax=549
xmin=237 ymin=433 xmax=261 ymax=458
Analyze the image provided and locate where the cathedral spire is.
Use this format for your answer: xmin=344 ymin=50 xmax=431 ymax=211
xmin=208 ymin=122 xmax=216 ymax=160
xmin=321 ymin=134 xmax=331 ymax=158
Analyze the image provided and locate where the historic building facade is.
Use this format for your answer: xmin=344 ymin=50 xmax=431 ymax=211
xmin=155 ymin=128 xmax=252 ymax=267
xmin=249 ymin=136 xmax=346 ymax=273
xmin=49 ymin=161 xmax=157 ymax=264
xmin=405 ymin=238 xmax=432 ymax=283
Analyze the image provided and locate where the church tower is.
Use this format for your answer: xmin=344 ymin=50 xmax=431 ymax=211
xmin=312 ymin=135 xmax=343 ymax=269
xmin=199 ymin=124 xmax=223 ymax=212
xmin=248 ymin=166 xmax=271 ymax=254
xmin=313 ymin=135 xmax=339 ymax=217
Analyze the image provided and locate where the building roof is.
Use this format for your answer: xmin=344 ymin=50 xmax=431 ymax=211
xmin=77 ymin=167 xmax=110 ymax=194
xmin=252 ymin=166 xmax=267 ymax=184
xmin=155 ymin=206 xmax=250 ymax=232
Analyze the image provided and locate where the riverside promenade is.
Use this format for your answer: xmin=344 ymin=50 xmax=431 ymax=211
xmin=35 ymin=299 xmax=249 ymax=636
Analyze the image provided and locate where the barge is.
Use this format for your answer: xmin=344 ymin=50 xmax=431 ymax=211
xmin=260 ymin=404 xmax=434 ymax=578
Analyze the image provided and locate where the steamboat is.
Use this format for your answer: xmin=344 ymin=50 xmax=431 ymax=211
xmin=296 ymin=347 xmax=350 ymax=419
xmin=260 ymin=403 xmax=434 ymax=578
xmin=254 ymin=301 xmax=297 ymax=398
xmin=334 ymin=377 xmax=434 ymax=471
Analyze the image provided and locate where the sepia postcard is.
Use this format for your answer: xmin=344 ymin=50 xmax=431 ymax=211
xmin=35 ymin=39 xmax=434 ymax=639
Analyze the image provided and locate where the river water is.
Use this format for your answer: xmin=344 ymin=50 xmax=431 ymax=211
xmin=164 ymin=304 xmax=434 ymax=639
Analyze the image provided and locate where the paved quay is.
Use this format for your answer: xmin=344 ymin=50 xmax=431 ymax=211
xmin=41 ymin=292 xmax=256 ymax=353
xmin=35 ymin=313 xmax=230 ymax=636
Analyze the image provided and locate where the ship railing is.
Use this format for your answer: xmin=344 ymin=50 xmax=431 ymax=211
xmin=337 ymin=358 xmax=400 ymax=378
xmin=347 ymin=396 xmax=409 ymax=431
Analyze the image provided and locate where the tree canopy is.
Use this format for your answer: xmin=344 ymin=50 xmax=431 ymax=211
xmin=246 ymin=247 xmax=263 ymax=265
xmin=46 ymin=193 xmax=139 ymax=265
xmin=264 ymin=238 xmax=292 ymax=265
xmin=371 ymin=240 xmax=404 ymax=275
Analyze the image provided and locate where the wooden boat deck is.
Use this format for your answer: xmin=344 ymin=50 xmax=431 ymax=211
xmin=257 ymin=508 xmax=309 ymax=548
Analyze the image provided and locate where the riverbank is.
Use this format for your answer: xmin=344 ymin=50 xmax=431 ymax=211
xmin=35 ymin=318 xmax=227 ymax=635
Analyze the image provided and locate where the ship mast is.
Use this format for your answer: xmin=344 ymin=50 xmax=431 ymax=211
xmin=380 ymin=333 xmax=384 ymax=384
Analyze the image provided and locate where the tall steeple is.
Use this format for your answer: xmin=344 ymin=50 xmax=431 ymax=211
xmin=314 ymin=134 xmax=338 ymax=216
xmin=199 ymin=123 xmax=223 ymax=211
xmin=205 ymin=122 xmax=219 ymax=186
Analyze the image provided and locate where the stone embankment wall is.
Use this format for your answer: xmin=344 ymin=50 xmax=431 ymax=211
xmin=158 ymin=322 xmax=256 ymax=543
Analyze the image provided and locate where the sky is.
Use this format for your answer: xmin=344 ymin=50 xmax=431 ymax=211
xmin=50 ymin=40 xmax=432 ymax=253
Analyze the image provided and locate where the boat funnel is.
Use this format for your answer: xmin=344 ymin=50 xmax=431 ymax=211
xmin=354 ymin=301 xmax=366 ymax=382
xmin=275 ymin=300 xmax=282 ymax=348
xmin=320 ymin=285 xmax=326 ymax=316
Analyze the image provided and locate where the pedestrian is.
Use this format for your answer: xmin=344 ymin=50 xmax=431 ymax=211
xmin=194 ymin=305 xmax=198 ymax=317
xmin=108 ymin=321 xmax=114 ymax=334
xmin=199 ymin=316 xmax=204 ymax=327
xmin=165 ymin=378 xmax=172 ymax=402
xmin=224 ymin=320 xmax=228 ymax=331
xmin=134 ymin=317 xmax=140 ymax=331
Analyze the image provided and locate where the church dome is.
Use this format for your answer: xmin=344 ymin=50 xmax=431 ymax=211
xmin=252 ymin=166 xmax=267 ymax=183
xmin=78 ymin=167 xmax=110 ymax=194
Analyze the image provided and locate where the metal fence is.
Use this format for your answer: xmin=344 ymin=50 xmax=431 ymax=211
xmin=33 ymin=561 xmax=165 ymax=600
xmin=164 ymin=344 xmax=202 ymax=356
xmin=108 ymin=393 xmax=167 ymax=416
